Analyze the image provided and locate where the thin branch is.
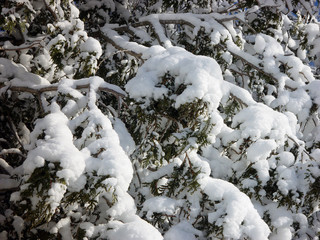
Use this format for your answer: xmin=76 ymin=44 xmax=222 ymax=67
xmin=1 ymin=83 xmax=126 ymax=98
xmin=0 ymin=157 xmax=14 ymax=175
xmin=134 ymin=20 xmax=164 ymax=46
xmin=0 ymin=40 xmax=43 ymax=52
xmin=0 ymin=148 xmax=26 ymax=158
xmin=133 ymin=161 xmax=142 ymax=187
xmin=110 ymin=15 xmax=294 ymax=93
xmin=216 ymin=15 xmax=256 ymax=34
xmin=217 ymin=43 xmax=278 ymax=83
xmin=298 ymin=0 xmax=313 ymax=17
xmin=43 ymin=0 xmax=58 ymax=21
xmin=91 ymin=30 xmax=143 ymax=60
xmin=230 ymin=92 xmax=248 ymax=108
xmin=7 ymin=116 xmax=26 ymax=153
xmin=36 ymin=93 xmax=45 ymax=116
xmin=287 ymin=135 xmax=315 ymax=161
xmin=131 ymin=19 xmax=195 ymax=29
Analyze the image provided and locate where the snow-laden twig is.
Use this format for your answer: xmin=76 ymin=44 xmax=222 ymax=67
xmin=104 ymin=13 xmax=302 ymax=92
xmin=0 ymin=148 xmax=26 ymax=158
xmin=92 ymin=29 xmax=145 ymax=59
xmin=7 ymin=117 xmax=26 ymax=153
xmin=0 ymin=157 xmax=14 ymax=175
xmin=0 ymin=40 xmax=44 ymax=52
xmin=1 ymin=83 xmax=126 ymax=98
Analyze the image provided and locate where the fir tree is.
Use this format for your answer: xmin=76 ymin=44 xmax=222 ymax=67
xmin=0 ymin=0 xmax=319 ymax=239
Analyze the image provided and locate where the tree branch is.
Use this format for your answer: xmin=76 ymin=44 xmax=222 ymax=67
xmin=91 ymin=30 xmax=144 ymax=60
xmin=0 ymin=40 xmax=43 ymax=52
xmin=230 ymin=92 xmax=248 ymax=108
xmin=0 ymin=148 xmax=26 ymax=158
xmin=215 ymin=15 xmax=256 ymax=34
xmin=1 ymin=83 xmax=126 ymax=98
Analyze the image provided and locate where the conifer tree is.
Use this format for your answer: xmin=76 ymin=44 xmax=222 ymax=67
xmin=0 ymin=0 xmax=319 ymax=239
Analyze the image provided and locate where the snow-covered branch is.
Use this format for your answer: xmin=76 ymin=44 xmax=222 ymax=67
xmin=1 ymin=1 xmax=319 ymax=239
xmin=1 ymin=82 xmax=126 ymax=98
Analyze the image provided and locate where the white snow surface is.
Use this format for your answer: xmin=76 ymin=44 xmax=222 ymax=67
xmin=126 ymin=46 xmax=224 ymax=110
xmin=232 ymin=103 xmax=294 ymax=142
xmin=24 ymin=103 xmax=86 ymax=190
xmin=0 ymin=58 xmax=50 ymax=86
xmin=142 ymin=196 xmax=184 ymax=219
xmin=164 ymin=221 xmax=203 ymax=240
xmin=107 ymin=218 xmax=163 ymax=240
xmin=199 ymin=177 xmax=270 ymax=239
xmin=80 ymin=37 xmax=103 ymax=58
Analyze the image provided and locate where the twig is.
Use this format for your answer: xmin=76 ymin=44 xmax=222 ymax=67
xmin=0 ymin=157 xmax=14 ymax=175
xmin=230 ymin=92 xmax=249 ymax=108
xmin=216 ymin=15 xmax=256 ymax=34
xmin=1 ymin=83 xmax=126 ymax=99
xmin=0 ymin=148 xmax=26 ymax=158
xmin=36 ymin=93 xmax=45 ymax=116
xmin=0 ymin=138 xmax=8 ymax=144
xmin=287 ymin=135 xmax=315 ymax=161
xmin=132 ymin=19 xmax=195 ymax=29
xmin=111 ymin=14 xmax=295 ymax=92
xmin=298 ymin=0 xmax=313 ymax=17
xmin=0 ymin=40 xmax=43 ymax=52
xmin=7 ymin=116 xmax=26 ymax=153
xmin=133 ymin=161 xmax=142 ymax=187
xmin=43 ymin=0 xmax=58 ymax=21
xmin=185 ymin=152 xmax=196 ymax=175
xmin=91 ymin=30 xmax=143 ymax=60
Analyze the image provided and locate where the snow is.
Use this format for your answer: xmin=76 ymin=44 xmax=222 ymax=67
xmin=107 ymin=219 xmax=163 ymax=240
xmin=80 ymin=37 xmax=102 ymax=58
xmin=142 ymin=196 xmax=184 ymax=218
xmin=112 ymin=118 xmax=136 ymax=155
xmin=0 ymin=58 xmax=50 ymax=86
xmin=0 ymin=178 xmax=19 ymax=190
xmin=306 ymin=80 xmax=320 ymax=104
xmin=126 ymin=46 xmax=224 ymax=110
xmin=276 ymin=165 xmax=298 ymax=195
xmin=201 ymin=145 xmax=234 ymax=179
xmin=12 ymin=216 xmax=24 ymax=240
xmin=139 ymin=15 xmax=173 ymax=48
xmin=48 ymin=183 xmax=67 ymax=210
xmin=199 ymin=177 xmax=271 ymax=239
xmin=164 ymin=221 xmax=203 ymax=240
xmin=50 ymin=217 xmax=73 ymax=240
xmin=232 ymin=104 xmax=294 ymax=142
xmin=0 ymin=158 xmax=14 ymax=175
xmin=0 ymin=231 xmax=7 ymax=240
xmin=254 ymin=34 xmax=266 ymax=54
xmin=1 ymin=2 xmax=319 ymax=239
xmin=101 ymin=27 xmax=148 ymax=56
xmin=24 ymin=103 xmax=86 ymax=190
xmin=305 ymin=23 xmax=319 ymax=43
xmin=246 ymin=139 xmax=277 ymax=183
xmin=277 ymin=152 xmax=295 ymax=167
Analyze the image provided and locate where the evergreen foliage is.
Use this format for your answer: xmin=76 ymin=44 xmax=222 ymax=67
xmin=0 ymin=0 xmax=319 ymax=239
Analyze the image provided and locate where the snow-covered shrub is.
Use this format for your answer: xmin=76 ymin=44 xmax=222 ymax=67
xmin=0 ymin=0 xmax=319 ymax=239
